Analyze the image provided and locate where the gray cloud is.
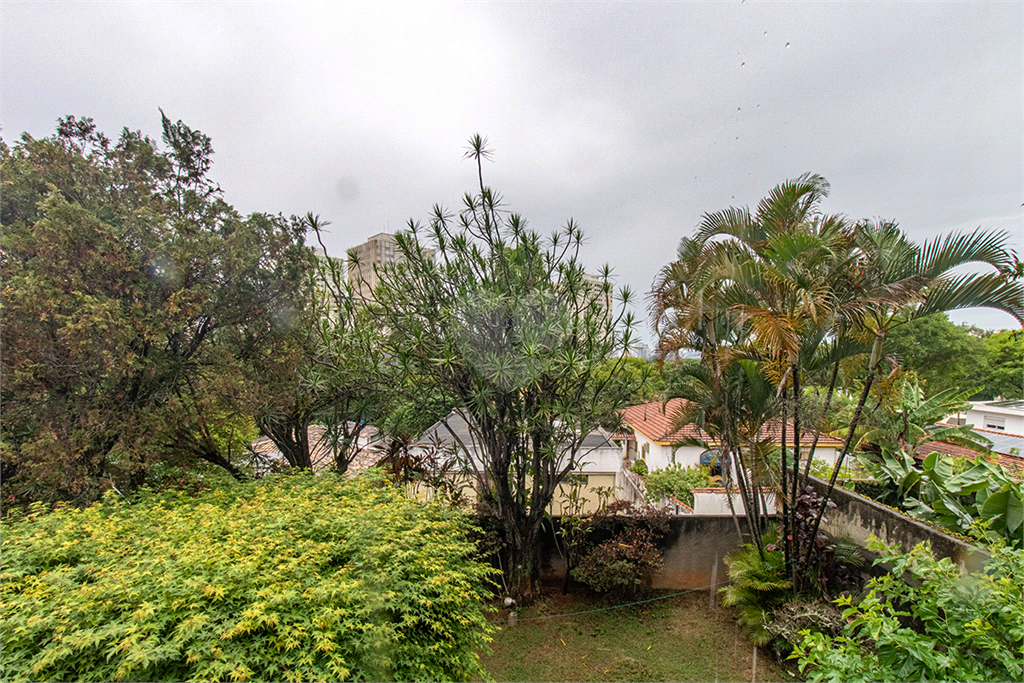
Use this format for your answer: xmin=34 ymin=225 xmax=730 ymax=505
xmin=3 ymin=1 xmax=1020 ymax=336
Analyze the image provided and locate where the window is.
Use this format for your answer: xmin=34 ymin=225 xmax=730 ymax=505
xmin=984 ymin=415 xmax=1006 ymax=430
xmin=640 ymin=443 xmax=650 ymax=461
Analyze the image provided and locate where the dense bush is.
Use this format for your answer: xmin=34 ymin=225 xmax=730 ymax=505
xmin=630 ymin=459 xmax=648 ymax=477
xmin=1 ymin=471 xmax=495 ymax=682
xmin=643 ymin=464 xmax=711 ymax=507
xmin=792 ymin=537 xmax=1024 ymax=683
xmin=571 ymin=503 xmax=670 ymax=596
xmin=720 ymin=522 xmax=862 ymax=653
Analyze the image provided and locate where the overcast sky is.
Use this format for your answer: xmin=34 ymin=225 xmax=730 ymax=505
xmin=4 ymin=1 xmax=1021 ymax=342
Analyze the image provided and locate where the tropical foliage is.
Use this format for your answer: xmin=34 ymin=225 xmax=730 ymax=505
xmin=858 ymin=449 xmax=1023 ymax=547
xmin=651 ymin=173 xmax=1024 ymax=592
xmin=643 ymin=463 xmax=713 ymax=507
xmin=855 ymin=377 xmax=990 ymax=457
xmin=792 ymin=537 xmax=1024 ymax=683
xmin=0 ymin=471 xmax=495 ymax=682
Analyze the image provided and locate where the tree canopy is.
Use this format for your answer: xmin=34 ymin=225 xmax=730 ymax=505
xmin=1 ymin=115 xmax=313 ymax=502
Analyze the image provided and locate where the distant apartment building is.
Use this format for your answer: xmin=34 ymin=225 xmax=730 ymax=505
xmin=347 ymin=232 xmax=401 ymax=302
xmin=582 ymin=273 xmax=613 ymax=321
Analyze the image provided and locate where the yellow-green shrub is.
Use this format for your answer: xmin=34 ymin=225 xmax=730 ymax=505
xmin=1 ymin=471 xmax=494 ymax=682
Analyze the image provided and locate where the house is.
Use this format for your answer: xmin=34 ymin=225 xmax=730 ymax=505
xmin=414 ymin=412 xmax=633 ymax=514
xmin=617 ymin=398 xmax=844 ymax=472
xmin=952 ymin=399 xmax=1024 ymax=434
xmin=248 ymin=424 xmax=384 ymax=475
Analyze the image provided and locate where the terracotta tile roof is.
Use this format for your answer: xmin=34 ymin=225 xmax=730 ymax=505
xmin=619 ymin=398 xmax=843 ymax=446
xmin=972 ymin=426 xmax=1024 ymax=440
xmin=249 ymin=425 xmax=383 ymax=477
xmin=997 ymin=454 xmax=1024 ymax=480
xmin=912 ymin=440 xmax=987 ymax=461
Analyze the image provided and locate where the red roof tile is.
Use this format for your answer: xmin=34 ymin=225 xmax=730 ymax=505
xmin=912 ymin=441 xmax=987 ymax=460
xmin=620 ymin=399 xmax=843 ymax=446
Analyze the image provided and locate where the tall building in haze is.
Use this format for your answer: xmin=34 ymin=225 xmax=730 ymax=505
xmin=347 ymin=232 xmax=400 ymax=302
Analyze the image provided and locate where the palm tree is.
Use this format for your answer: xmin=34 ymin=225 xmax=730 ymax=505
xmin=681 ymin=174 xmax=864 ymax=580
xmin=654 ymin=175 xmax=1024 ymax=585
xmin=803 ymin=220 xmax=1024 ymax=566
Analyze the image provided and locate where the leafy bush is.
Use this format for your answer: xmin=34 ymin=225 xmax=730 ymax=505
xmin=571 ymin=527 xmax=663 ymax=595
xmin=720 ymin=522 xmax=861 ymax=653
xmin=791 ymin=486 xmax=864 ymax=596
xmin=571 ymin=502 xmax=670 ymax=596
xmin=1 ymin=471 xmax=495 ymax=682
xmin=630 ymin=459 xmax=648 ymax=477
xmin=791 ymin=537 xmax=1024 ymax=683
xmin=643 ymin=464 xmax=711 ymax=507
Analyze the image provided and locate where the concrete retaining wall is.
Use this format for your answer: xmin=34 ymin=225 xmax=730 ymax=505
xmin=805 ymin=475 xmax=988 ymax=574
xmin=536 ymin=516 xmax=760 ymax=590
xmin=529 ymin=478 xmax=988 ymax=592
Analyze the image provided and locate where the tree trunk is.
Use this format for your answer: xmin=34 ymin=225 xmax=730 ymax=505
xmin=801 ymin=334 xmax=883 ymax=568
xmin=779 ymin=381 xmax=792 ymax=572
xmin=790 ymin=364 xmax=801 ymax=587
xmin=259 ymin=413 xmax=312 ymax=469
xmin=801 ymin=359 xmax=841 ymax=484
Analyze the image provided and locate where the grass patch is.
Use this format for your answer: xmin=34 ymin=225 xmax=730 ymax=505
xmin=479 ymin=583 xmax=794 ymax=682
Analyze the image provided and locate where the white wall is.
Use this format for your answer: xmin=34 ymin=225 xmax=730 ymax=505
xmin=692 ymin=489 xmax=777 ymax=515
xmin=965 ymin=404 xmax=1024 ymax=434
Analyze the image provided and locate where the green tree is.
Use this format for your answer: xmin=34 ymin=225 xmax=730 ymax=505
xmin=594 ymin=356 xmax=664 ymax=406
xmin=978 ymin=328 xmax=1024 ymax=399
xmin=254 ymin=228 xmax=393 ymax=473
xmin=368 ymin=135 xmax=639 ymax=598
xmin=0 ymin=115 xmax=312 ymax=502
xmin=882 ymin=313 xmax=986 ymax=396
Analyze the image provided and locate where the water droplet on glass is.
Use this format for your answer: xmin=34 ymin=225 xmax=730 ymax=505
xmin=763 ymin=31 xmax=768 ymax=36
xmin=785 ymin=42 xmax=791 ymax=48
xmin=737 ymin=107 xmax=741 ymax=112
xmin=741 ymin=62 xmax=745 ymax=67
xmin=756 ymin=104 xmax=760 ymax=109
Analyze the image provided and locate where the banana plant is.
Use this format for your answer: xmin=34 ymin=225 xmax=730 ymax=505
xmin=863 ymin=447 xmax=1022 ymax=547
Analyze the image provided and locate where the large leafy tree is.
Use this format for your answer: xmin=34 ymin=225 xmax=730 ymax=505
xmin=368 ymin=136 xmax=639 ymax=598
xmin=977 ymin=329 xmax=1024 ymax=399
xmin=882 ymin=313 xmax=986 ymax=396
xmin=1 ymin=115 xmax=312 ymax=502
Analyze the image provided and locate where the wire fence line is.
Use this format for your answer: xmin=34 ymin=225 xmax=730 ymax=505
xmin=487 ymin=579 xmax=726 ymax=624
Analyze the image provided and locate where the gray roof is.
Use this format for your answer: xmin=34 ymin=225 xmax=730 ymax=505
xmin=421 ymin=412 xmax=616 ymax=451
xmin=971 ymin=427 xmax=1024 ymax=456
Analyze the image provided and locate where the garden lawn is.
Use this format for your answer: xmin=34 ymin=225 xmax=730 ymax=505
xmin=479 ymin=585 xmax=792 ymax=682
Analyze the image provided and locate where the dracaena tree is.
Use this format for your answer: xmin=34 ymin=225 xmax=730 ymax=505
xmin=367 ymin=136 xmax=640 ymax=598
